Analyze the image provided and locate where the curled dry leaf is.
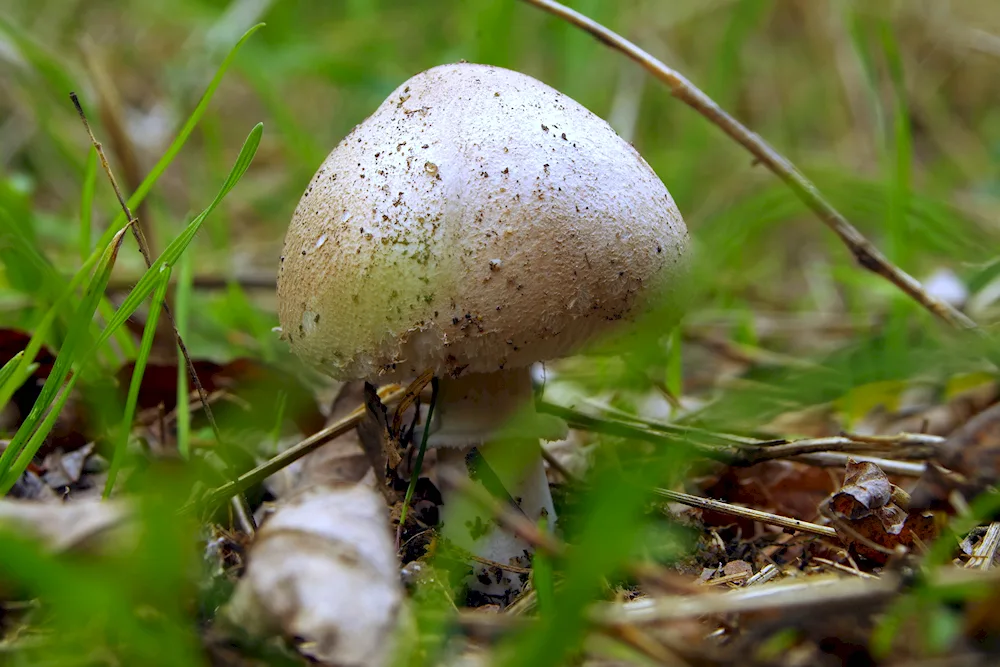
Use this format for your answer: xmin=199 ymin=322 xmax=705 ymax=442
xmin=827 ymin=459 xmax=936 ymax=564
xmin=224 ymin=484 xmax=402 ymax=667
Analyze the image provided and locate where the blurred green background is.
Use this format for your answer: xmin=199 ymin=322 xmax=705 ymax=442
xmin=3 ymin=0 xmax=998 ymax=348
xmin=1 ymin=1 xmax=1000 ymax=665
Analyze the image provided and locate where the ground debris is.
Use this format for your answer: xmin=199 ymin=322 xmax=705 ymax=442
xmin=911 ymin=401 xmax=1000 ymax=512
xmin=222 ymin=484 xmax=403 ymax=667
xmin=825 ymin=459 xmax=937 ymax=564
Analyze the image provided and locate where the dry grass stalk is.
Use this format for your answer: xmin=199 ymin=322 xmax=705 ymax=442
xmin=656 ymin=487 xmax=838 ymax=539
xmin=519 ymin=0 xmax=978 ymax=332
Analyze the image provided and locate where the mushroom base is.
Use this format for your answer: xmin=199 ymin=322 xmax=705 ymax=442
xmin=437 ymin=442 xmax=555 ymax=606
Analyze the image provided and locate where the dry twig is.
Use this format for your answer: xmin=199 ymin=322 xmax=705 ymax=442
xmin=656 ymin=487 xmax=838 ymax=538
xmin=520 ymin=0 xmax=978 ymax=332
xmin=540 ymin=397 xmax=943 ymax=466
xmin=593 ymin=568 xmax=1000 ymax=626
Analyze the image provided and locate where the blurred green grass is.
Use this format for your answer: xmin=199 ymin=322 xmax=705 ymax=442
xmin=1 ymin=0 xmax=999 ymax=665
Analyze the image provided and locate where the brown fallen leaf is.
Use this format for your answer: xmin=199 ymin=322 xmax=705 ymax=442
xmin=0 ymin=329 xmax=93 ymax=455
xmin=826 ymin=459 xmax=937 ymax=564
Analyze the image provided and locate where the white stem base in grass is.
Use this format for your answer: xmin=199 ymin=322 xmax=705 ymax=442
xmin=437 ymin=441 xmax=556 ymax=604
xmin=424 ymin=369 xmax=564 ymax=604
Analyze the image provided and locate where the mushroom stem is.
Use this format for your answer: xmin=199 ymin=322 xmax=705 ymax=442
xmin=437 ymin=442 xmax=555 ymax=601
xmin=427 ymin=369 xmax=561 ymax=604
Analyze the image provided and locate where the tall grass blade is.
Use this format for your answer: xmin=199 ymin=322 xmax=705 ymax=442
xmin=0 ymin=225 xmax=131 ymax=486
xmin=175 ymin=252 xmax=193 ymax=459
xmin=95 ymin=123 xmax=262 ymax=347
xmin=104 ymin=267 xmax=172 ymax=498
xmin=4 ymin=373 xmax=81 ymax=495
xmin=0 ymin=352 xmax=26 ymax=391
xmin=79 ymin=146 xmax=97 ymax=263
xmin=0 ymin=121 xmax=260 ymax=490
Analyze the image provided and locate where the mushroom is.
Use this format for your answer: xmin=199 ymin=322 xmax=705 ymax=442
xmin=276 ymin=63 xmax=688 ymax=603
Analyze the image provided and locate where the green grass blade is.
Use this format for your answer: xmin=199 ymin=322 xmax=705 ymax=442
xmin=399 ymin=377 xmax=439 ymax=531
xmin=3 ymin=372 xmax=81 ymax=495
xmin=532 ymin=521 xmax=556 ymax=619
xmin=0 ymin=15 xmax=76 ymax=98
xmin=92 ymin=123 xmax=262 ymax=353
xmin=104 ymin=266 xmax=172 ymax=498
xmin=175 ymin=251 xmax=193 ymax=459
xmin=0 ymin=352 xmax=26 ymax=391
xmin=97 ymin=297 xmax=138 ymax=363
xmin=665 ymin=327 xmax=682 ymax=398
xmin=0 ymin=224 xmax=131 ymax=487
xmin=56 ymin=25 xmax=262 ymax=368
xmin=0 ymin=121 xmax=259 ymax=489
xmin=79 ymin=146 xmax=97 ymax=263
xmin=0 ymin=270 xmax=81 ymax=412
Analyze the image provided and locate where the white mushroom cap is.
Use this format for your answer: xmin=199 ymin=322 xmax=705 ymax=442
xmin=277 ymin=62 xmax=688 ymax=382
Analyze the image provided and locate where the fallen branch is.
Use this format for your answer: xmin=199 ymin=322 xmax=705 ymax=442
xmin=592 ymin=567 xmax=1000 ymax=625
xmin=193 ymin=384 xmax=407 ymax=512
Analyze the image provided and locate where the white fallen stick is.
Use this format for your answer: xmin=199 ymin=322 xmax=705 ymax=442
xmin=0 ymin=498 xmax=129 ymax=552
xmin=224 ymin=484 xmax=403 ymax=667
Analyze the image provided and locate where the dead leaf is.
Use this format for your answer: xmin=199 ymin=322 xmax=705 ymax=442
xmin=723 ymin=560 xmax=753 ymax=578
xmin=0 ymin=497 xmax=129 ymax=552
xmin=829 ymin=460 xmax=891 ymax=519
xmin=826 ymin=459 xmax=937 ymax=564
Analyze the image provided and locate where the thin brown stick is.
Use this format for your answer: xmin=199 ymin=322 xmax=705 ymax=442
xmin=701 ymin=571 xmax=750 ymax=587
xmin=106 ymin=273 xmax=276 ymax=292
xmin=656 ymin=488 xmax=838 ymax=539
xmin=812 ymin=557 xmax=878 ymax=580
xmin=194 ymin=384 xmax=407 ymax=511
xmin=70 ymin=92 xmax=255 ymax=534
xmin=520 ymin=0 xmax=978 ymax=332
xmin=469 ymin=554 xmax=532 ymax=575
xmin=540 ymin=447 xmax=579 ymax=484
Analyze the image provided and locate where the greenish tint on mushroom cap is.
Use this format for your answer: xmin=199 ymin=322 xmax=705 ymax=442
xmin=277 ymin=62 xmax=688 ymax=384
